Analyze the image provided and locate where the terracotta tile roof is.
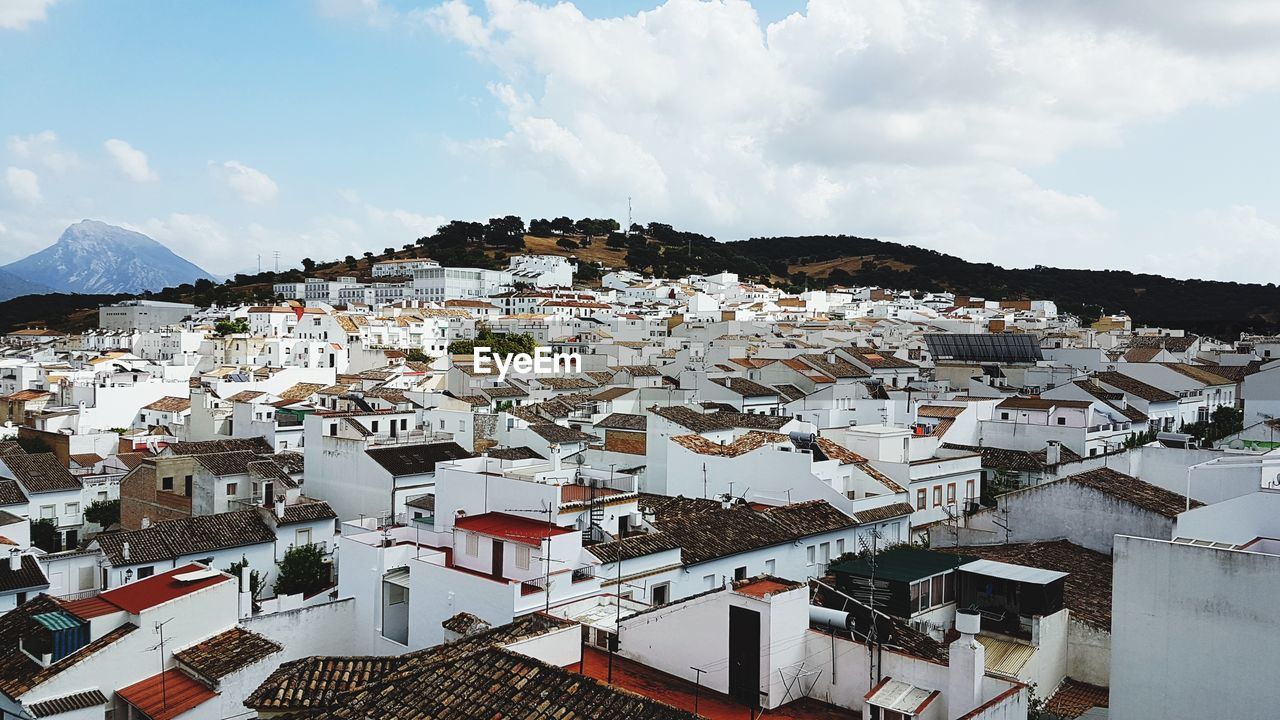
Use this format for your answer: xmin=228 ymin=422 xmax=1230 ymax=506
xmin=529 ymin=423 xmax=597 ymax=443
xmin=165 ymin=438 xmax=274 ymax=455
xmin=0 ymin=479 xmax=28 ymax=506
xmin=278 ymin=382 xmax=329 ymax=402
xmin=2 ymin=453 xmax=81 ymax=494
xmin=1160 ymin=362 xmax=1233 ymax=386
xmin=0 ymin=441 xmax=24 ymax=457
xmin=941 ymin=443 xmax=1082 ymax=472
xmin=484 ymin=446 xmax=545 ymax=461
xmin=1066 ymin=467 xmax=1200 ymax=518
xmin=480 ymin=383 xmax=528 ymax=398
xmin=852 ymin=502 xmax=916 ymax=524
xmin=141 ymin=396 xmax=193 ymax=414
xmin=27 ymin=689 xmax=109 ymax=718
xmin=1093 ymin=371 xmax=1178 ymax=403
xmin=710 ymin=376 xmax=779 ymax=398
xmin=595 ymin=413 xmax=647 ymax=431
xmin=0 ymin=555 xmax=48 ymax=593
xmin=245 ymin=614 xmax=579 ymax=712
xmin=846 ymin=347 xmax=919 ymax=369
xmin=194 ymin=450 xmax=261 ymax=477
xmin=591 ymin=386 xmax=635 ymax=402
xmin=405 ymin=494 xmax=435 ymax=511
xmin=773 ymin=383 xmax=807 ymax=402
xmin=814 ymin=437 xmax=868 ymax=464
xmin=590 ymin=495 xmax=858 ymax=566
xmin=618 ymin=364 xmax=662 ymax=376
xmin=117 ymin=669 xmax=216 ymax=720
xmin=2 ymin=390 xmax=52 ymax=402
xmin=1121 ymin=346 xmax=1162 ymax=363
xmin=68 ymin=453 xmax=103 ymax=468
xmin=175 ymin=627 xmax=282 ymax=681
xmin=670 ymin=431 xmax=788 ymax=457
xmin=1070 ymin=381 xmax=1148 ymax=422
xmin=918 ymin=405 xmax=965 ymax=418
xmin=1127 ymin=333 xmax=1198 ymax=352
xmin=799 ymin=354 xmax=870 ymax=379
xmin=936 ymin=541 xmax=1112 ymax=631
xmin=649 ymin=406 xmax=733 ymax=434
xmin=95 ymin=511 xmax=277 ymax=566
xmin=365 ymin=442 xmax=473 ymax=476
xmin=278 ymin=499 xmax=337 ymax=526
xmin=1045 ymin=678 xmax=1109 ymax=718
xmin=223 ymin=390 xmax=268 ymax=403
xmin=323 ymin=646 xmax=698 ymax=720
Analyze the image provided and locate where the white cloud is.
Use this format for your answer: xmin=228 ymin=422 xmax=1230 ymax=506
xmin=103 ymin=139 xmax=157 ymax=182
xmin=425 ymin=0 xmax=1280 ymax=275
xmin=0 ymin=0 xmax=56 ymax=30
xmin=7 ymin=131 xmax=78 ymax=172
xmin=340 ymin=190 xmax=448 ymax=239
xmin=4 ymin=167 xmax=42 ymax=204
xmin=1142 ymin=206 xmax=1280 ymax=282
xmin=213 ymin=161 xmax=279 ymax=204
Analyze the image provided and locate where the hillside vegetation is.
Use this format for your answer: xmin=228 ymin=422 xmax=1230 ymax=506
xmin=1 ymin=215 xmax=1277 ymax=338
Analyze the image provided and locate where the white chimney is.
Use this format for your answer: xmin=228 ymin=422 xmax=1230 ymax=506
xmin=1045 ymin=440 xmax=1061 ymax=466
xmin=8 ymin=549 xmax=20 ymax=572
xmin=122 ymin=541 xmax=131 ymax=562
xmin=948 ymin=609 xmax=985 ymax=720
xmin=549 ymin=443 xmax=561 ymax=472
xmin=274 ymin=497 xmax=286 ymax=519
xmin=238 ymin=564 xmax=252 ymax=618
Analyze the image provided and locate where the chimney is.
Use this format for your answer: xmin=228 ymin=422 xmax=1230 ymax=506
xmin=8 ymin=549 xmax=20 ymax=572
xmin=122 ymin=541 xmax=131 ymax=562
xmin=1045 ymin=440 xmax=1061 ymax=466
xmin=948 ymin=609 xmax=985 ymax=720
xmin=274 ymin=497 xmax=286 ymax=519
xmin=549 ymin=443 xmax=561 ymax=472
xmin=238 ymin=564 xmax=253 ymax=618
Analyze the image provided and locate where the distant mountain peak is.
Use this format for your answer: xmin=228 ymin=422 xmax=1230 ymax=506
xmin=0 ymin=220 xmax=214 ymax=296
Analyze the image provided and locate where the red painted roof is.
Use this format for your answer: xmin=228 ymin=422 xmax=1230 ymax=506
xmin=98 ymin=564 xmax=232 ymax=614
xmin=117 ymin=670 xmax=217 ymax=720
xmin=454 ymin=512 xmax=574 ymax=547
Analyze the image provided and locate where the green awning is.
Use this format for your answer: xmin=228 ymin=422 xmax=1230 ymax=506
xmin=33 ymin=611 xmax=81 ymax=631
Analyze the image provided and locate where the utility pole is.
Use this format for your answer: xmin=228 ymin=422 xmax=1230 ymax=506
xmin=609 ymin=530 xmax=624 ymax=684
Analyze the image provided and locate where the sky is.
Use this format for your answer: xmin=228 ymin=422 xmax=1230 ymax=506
xmin=2 ymin=0 xmax=1280 ymax=283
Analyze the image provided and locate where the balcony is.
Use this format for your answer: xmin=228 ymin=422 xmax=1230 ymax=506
xmin=368 ymin=429 xmax=455 ymax=447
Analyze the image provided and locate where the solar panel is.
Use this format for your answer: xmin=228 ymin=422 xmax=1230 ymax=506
xmin=925 ymin=333 xmax=1043 ymax=363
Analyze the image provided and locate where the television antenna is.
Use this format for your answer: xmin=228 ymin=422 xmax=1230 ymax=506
xmin=147 ymin=618 xmax=176 ymax=712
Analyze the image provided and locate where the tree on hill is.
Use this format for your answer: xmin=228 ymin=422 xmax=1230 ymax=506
xmin=484 ymin=215 xmax=526 ymax=249
xmin=556 ymin=237 xmax=579 ymax=250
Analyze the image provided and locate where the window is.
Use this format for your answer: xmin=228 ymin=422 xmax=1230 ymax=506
xmin=137 ymin=566 xmax=155 ymax=579
xmin=371 ymin=420 xmax=379 ymax=433
xmin=819 ymin=542 xmax=830 ymax=565
xmin=806 ymin=545 xmax=816 ymax=565
xmin=296 ymin=528 xmax=312 ymax=546
xmin=40 ymin=505 xmax=55 ymax=519
xmin=931 ymin=575 xmax=944 ymax=606
xmin=704 ymin=574 xmax=716 ymax=590
xmin=944 ymin=572 xmax=956 ymax=603
xmin=933 ymin=486 xmax=943 ymax=507
xmin=78 ymin=565 xmax=95 ymax=591
xmin=1057 ymin=416 xmax=1067 ymax=425
xmin=65 ymin=502 xmax=79 ymax=517
xmin=734 ymin=566 xmax=748 ymax=581
xmin=458 ymin=420 xmax=465 ymax=431
xmin=916 ymin=489 xmax=926 ymax=510
xmin=161 ymin=476 xmax=174 ymax=491
xmin=1089 ymin=448 xmax=1098 ymax=457
xmin=765 ymin=559 xmax=775 ymax=575
xmin=226 ymin=483 xmax=238 ymax=496
xmin=946 ymin=484 xmax=956 ymax=505
xmin=966 ymin=479 xmax=975 ymax=502
xmin=386 ymin=584 xmax=408 ymax=605
xmin=439 ymin=419 xmax=446 ymax=430
xmin=465 ymin=533 xmax=479 ymax=556
xmin=515 ymin=545 xmax=531 ymax=570
xmin=651 ymin=582 xmax=670 ymax=606
xmin=836 ymin=539 xmax=845 ymax=556
xmin=329 ymin=423 xmax=338 ymax=436
xmin=1000 ymin=412 xmax=1010 ymax=420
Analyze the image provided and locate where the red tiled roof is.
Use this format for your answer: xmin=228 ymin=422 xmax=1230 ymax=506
xmin=454 ymin=512 xmax=574 ymax=547
xmin=60 ymin=595 xmax=121 ymax=619
xmin=97 ymin=564 xmax=231 ymax=614
xmin=117 ymin=670 xmax=216 ymax=720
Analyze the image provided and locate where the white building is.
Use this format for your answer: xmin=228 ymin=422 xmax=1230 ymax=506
xmin=412 ymin=266 xmax=513 ymax=302
xmin=98 ymin=300 xmax=196 ymax=331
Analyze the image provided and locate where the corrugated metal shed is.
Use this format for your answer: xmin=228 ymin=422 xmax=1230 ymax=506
xmin=978 ymin=635 xmax=1036 ymax=678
